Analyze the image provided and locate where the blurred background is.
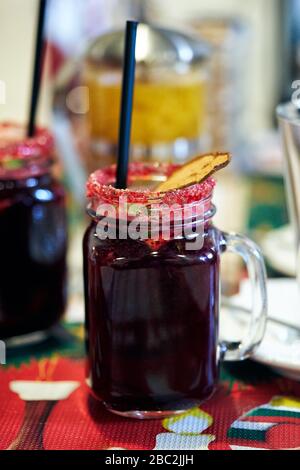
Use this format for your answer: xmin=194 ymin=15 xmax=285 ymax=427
xmin=1 ymin=0 xmax=300 ymax=318
xmin=0 ymin=0 xmax=296 ymax=129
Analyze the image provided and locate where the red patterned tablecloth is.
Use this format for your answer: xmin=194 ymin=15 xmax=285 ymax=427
xmin=1 ymin=325 xmax=300 ymax=451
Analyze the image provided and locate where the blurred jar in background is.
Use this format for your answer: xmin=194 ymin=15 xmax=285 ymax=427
xmin=277 ymin=103 xmax=300 ymax=279
xmin=188 ymin=17 xmax=249 ymax=154
xmin=0 ymin=124 xmax=67 ymax=341
xmin=83 ymin=23 xmax=211 ymax=172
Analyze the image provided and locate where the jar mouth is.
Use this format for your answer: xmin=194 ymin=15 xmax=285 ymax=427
xmin=87 ymin=162 xmax=215 ymax=209
xmin=0 ymin=122 xmax=54 ymax=180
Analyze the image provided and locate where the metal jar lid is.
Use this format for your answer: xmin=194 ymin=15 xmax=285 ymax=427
xmin=85 ymin=23 xmax=211 ymax=69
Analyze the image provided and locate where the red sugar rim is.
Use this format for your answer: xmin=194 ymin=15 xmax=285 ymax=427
xmin=87 ymin=162 xmax=215 ymax=206
xmin=0 ymin=122 xmax=54 ymax=160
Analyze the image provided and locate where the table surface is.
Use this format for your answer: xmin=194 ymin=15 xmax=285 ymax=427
xmin=1 ymin=323 xmax=300 ymax=451
xmin=0 ymin=170 xmax=293 ymax=451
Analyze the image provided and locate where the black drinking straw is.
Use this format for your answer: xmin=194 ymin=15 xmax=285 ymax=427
xmin=116 ymin=20 xmax=138 ymax=189
xmin=28 ymin=0 xmax=47 ymax=137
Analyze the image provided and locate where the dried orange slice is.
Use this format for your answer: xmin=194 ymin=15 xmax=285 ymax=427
xmin=156 ymin=152 xmax=231 ymax=192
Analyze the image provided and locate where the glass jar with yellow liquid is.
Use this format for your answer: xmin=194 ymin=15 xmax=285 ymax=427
xmin=83 ymin=24 xmax=211 ymax=171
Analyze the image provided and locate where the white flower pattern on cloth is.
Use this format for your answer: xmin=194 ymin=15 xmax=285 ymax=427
xmin=155 ymin=408 xmax=215 ymax=450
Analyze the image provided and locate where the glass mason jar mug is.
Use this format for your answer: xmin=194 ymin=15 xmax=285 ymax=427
xmin=0 ymin=123 xmax=67 ymax=340
xmin=84 ymin=163 xmax=267 ymax=418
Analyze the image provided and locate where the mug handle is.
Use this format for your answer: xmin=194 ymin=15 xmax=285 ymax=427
xmin=219 ymin=232 xmax=268 ymax=361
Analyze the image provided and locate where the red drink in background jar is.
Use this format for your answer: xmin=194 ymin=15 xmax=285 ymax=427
xmin=0 ymin=123 xmax=67 ymax=340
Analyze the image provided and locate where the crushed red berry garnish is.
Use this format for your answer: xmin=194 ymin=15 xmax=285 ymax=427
xmin=87 ymin=162 xmax=215 ymax=210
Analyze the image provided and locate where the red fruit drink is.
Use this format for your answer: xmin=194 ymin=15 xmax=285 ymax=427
xmin=84 ymin=162 xmax=222 ymax=417
xmin=0 ymin=123 xmax=67 ymax=339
